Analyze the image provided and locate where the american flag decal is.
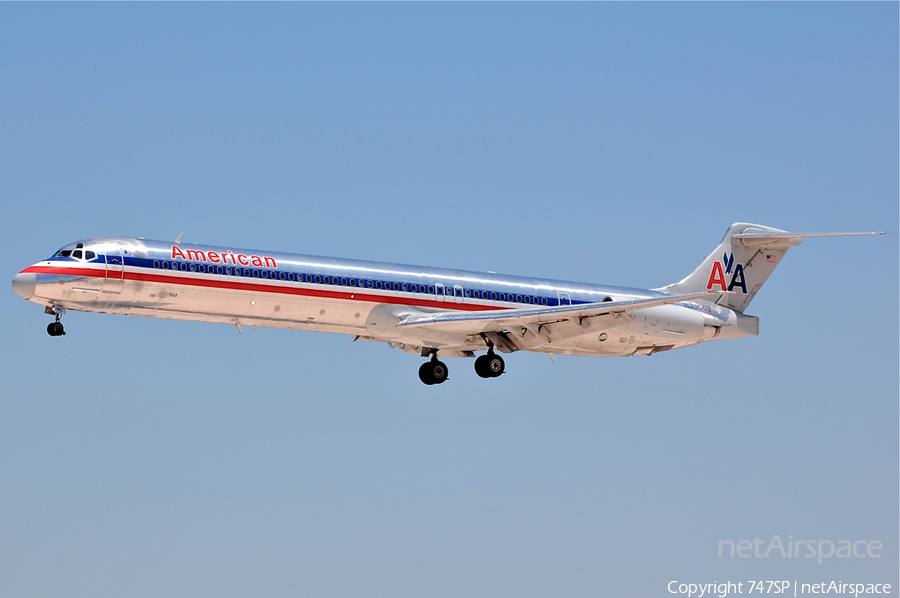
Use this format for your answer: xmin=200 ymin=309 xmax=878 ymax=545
xmin=766 ymin=254 xmax=777 ymax=263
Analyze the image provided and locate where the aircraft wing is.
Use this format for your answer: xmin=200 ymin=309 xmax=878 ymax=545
xmin=395 ymin=291 xmax=726 ymax=335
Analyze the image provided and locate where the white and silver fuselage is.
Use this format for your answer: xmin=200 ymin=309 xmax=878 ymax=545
xmin=12 ymin=236 xmax=756 ymax=358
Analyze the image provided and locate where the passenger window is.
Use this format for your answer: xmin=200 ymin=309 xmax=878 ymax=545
xmin=376 ymin=281 xmax=383 ymax=289
xmin=280 ymin=272 xmax=286 ymax=280
xmin=180 ymin=263 xmax=187 ymax=271
xmin=541 ymin=297 xmax=548 ymax=305
xmin=490 ymin=292 xmax=497 ymax=300
xmin=465 ymin=290 xmax=471 ymax=298
xmin=365 ymin=280 xmax=372 ymax=288
xmin=217 ymin=266 xmax=224 ymax=274
xmin=162 ymin=261 xmax=170 ymax=269
xmin=401 ymin=284 xmax=408 ymax=292
xmin=73 ymin=250 xmax=83 ymax=259
xmin=391 ymin=282 xmax=399 ymax=291
xmin=153 ymin=260 xmax=160 ymax=268
xmin=190 ymin=264 xmax=196 ymax=272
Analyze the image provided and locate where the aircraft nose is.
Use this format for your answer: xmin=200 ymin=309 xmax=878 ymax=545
xmin=12 ymin=271 xmax=36 ymax=300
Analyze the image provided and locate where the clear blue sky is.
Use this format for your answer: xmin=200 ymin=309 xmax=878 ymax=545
xmin=1 ymin=4 xmax=897 ymax=597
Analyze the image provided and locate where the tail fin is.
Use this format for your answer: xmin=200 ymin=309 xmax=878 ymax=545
xmin=657 ymin=223 xmax=796 ymax=313
xmin=659 ymin=223 xmax=887 ymax=312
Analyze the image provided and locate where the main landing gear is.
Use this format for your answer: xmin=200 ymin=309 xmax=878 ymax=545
xmin=45 ymin=306 xmax=66 ymax=337
xmin=419 ymin=355 xmax=449 ymax=385
xmin=418 ymin=347 xmax=506 ymax=385
xmin=474 ymin=350 xmax=504 ymax=379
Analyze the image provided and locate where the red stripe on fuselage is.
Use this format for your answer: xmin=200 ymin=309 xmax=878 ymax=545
xmin=22 ymin=264 xmax=509 ymax=312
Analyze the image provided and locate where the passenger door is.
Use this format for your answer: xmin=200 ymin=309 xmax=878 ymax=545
xmin=104 ymin=243 xmax=125 ymax=294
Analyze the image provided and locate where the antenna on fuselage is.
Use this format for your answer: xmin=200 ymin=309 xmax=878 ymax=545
xmin=175 ymin=233 xmax=184 ymax=244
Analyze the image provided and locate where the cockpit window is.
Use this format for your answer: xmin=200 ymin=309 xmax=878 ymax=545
xmin=53 ymin=242 xmax=101 ymax=260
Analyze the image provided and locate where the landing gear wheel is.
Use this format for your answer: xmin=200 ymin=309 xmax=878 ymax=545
xmin=484 ymin=353 xmax=504 ymax=377
xmin=47 ymin=322 xmax=65 ymax=337
xmin=419 ymin=358 xmax=449 ymax=385
xmin=418 ymin=362 xmax=436 ymax=385
xmin=474 ymin=355 xmax=493 ymax=378
xmin=475 ymin=352 xmax=504 ymax=378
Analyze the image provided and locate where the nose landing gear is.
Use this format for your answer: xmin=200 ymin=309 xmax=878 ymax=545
xmin=45 ymin=306 xmax=66 ymax=337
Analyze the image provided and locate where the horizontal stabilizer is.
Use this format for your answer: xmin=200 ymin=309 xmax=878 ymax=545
xmin=734 ymin=231 xmax=888 ymax=238
xmin=396 ymin=291 xmax=727 ymax=334
xmin=734 ymin=231 xmax=888 ymax=246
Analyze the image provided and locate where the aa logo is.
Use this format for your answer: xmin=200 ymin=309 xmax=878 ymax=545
xmin=707 ymin=252 xmax=747 ymax=293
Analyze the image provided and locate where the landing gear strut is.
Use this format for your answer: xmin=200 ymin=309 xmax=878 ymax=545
xmin=418 ymin=354 xmax=449 ymax=385
xmin=46 ymin=306 xmax=66 ymax=337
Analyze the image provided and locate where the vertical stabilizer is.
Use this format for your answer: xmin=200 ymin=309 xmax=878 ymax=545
xmin=657 ymin=223 xmax=800 ymax=313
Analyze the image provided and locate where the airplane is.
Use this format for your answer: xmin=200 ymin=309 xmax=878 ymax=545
xmin=11 ymin=223 xmax=887 ymax=385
